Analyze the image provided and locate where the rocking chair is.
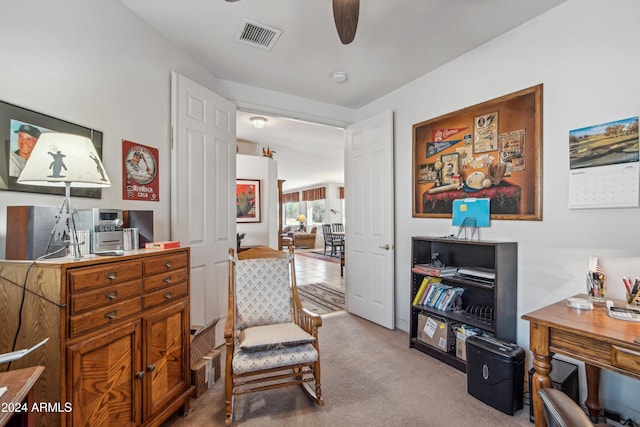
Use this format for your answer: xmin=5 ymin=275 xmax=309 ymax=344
xmin=224 ymin=246 xmax=324 ymax=425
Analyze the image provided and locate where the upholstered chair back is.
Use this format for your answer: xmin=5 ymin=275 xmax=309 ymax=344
xmin=234 ymin=257 xmax=293 ymax=330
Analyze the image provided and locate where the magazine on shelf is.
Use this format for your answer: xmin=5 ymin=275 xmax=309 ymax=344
xmin=413 ymin=264 xmax=458 ymax=277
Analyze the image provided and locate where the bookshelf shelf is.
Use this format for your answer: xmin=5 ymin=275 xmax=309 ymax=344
xmin=410 ymin=236 xmax=517 ymax=372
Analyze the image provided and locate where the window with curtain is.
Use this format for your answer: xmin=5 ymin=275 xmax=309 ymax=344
xmin=302 ymin=187 xmax=326 ymax=225
xmin=283 ymin=192 xmax=300 ymax=225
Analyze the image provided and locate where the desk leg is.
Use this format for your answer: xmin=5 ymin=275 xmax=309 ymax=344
xmin=529 ymin=323 xmax=553 ymax=427
xmin=584 ymin=364 xmax=602 ymax=422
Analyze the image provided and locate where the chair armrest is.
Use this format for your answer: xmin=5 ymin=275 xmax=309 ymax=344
xmin=292 ymin=296 xmax=323 ymax=336
xmin=224 ymin=315 xmax=235 ymax=354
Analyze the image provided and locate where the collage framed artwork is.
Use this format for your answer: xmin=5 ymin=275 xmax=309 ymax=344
xmin=0 ymin=99 xmax=104 ymax=198
xmin=412 ymin=84 xmax=543 ymax=221
xmin=236 ymin=179 xmax=260 ymax=223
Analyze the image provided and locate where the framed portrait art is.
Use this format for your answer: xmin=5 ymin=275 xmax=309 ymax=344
xmin=236 ymin=179 xmax=261 ymax=223
xmin=412 ymin=84 xmax=543 ymax=221
xmin=0 ymin=99 xmax=104 ymax=198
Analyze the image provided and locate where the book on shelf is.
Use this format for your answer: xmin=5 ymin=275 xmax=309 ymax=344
xmin=413 ymin=277 xmax=442 ymax=305
xmin=457 ymin=266 xmax=495 ymax=280
xmin=439 ymin=287 xmax=464 ymax=311
xmin=145 ymin=240 xmax=181 ymax=249
xmin=423 ymin=283 xmax=451 ymax=308
xmin=419 ymin=282 xmax=464 ymax=311
xmin=412 ymin=263 xmax=458 ymax=277
xmin=413 ymin=277 xmax=430 ymax=305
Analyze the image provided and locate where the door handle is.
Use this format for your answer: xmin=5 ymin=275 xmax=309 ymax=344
xmin=379 ymin=244 xmax=392 ymax=250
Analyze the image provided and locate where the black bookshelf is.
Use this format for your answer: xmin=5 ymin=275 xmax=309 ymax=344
xmin=409 ymin=236 xmax=517 ymax=372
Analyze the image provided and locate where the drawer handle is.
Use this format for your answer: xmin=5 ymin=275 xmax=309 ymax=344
xmin=105 ymin=291 xmax=118 ymax=300
xmin=136 ymin=371 xmax=145 ymax=379
xmin=147 ymin=364 xmax=156 ymax=372
xmin=164 ymin=261 xmax=172 ymax=268
xmin=163 ymin=276 xmax=173 ymax=284
xmin=164 ymin=292 xmax=173 ymax=299
xmin=105 ymin=311 xmax=117 ymax=319
xmin=105 ymin=271 xmax=118 ymax=280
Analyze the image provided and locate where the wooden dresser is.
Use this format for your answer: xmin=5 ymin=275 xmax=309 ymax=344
xmin=0 ymin=247 xmax=194 ymax=427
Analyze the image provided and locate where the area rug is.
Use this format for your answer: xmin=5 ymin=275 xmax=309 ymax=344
xmin=297 ymin=251 xmax=341 ymax=264
xmin=297 ymin=283 xmax=345 ymax=314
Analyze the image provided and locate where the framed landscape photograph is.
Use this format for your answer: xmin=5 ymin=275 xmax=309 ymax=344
xmin=236 ymin=179 xmax=261 ymax=223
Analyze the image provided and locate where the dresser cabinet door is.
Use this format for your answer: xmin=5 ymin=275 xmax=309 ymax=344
xmin=67 ymin=321 xmax=142 ymax=427
xmin=143 ymin=299 xmax=190 ymax=420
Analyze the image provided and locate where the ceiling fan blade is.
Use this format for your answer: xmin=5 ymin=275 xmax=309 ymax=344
xmin=333 ymin=0 xmax=359 ymax=45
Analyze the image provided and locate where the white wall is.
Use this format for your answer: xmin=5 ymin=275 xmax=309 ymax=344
xmin=236 ymin=155 xmax=278 ymax=248
xmin=2 ymin=0 xmax=638 ymax=419
xmin=0 ymin=0 xmax=224 ymax=257
xmin=357 ymin=0 xmax=640 ymax=418
xmin=0 ymin=0 xmax=350 ymax=260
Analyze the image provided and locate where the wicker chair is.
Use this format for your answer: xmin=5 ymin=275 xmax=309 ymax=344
xmin=224 ymin=246 xmax=323 ymax=425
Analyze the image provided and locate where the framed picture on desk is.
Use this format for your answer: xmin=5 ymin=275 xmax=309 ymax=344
xmin=412 ymin=84 xmax=543 ymax=221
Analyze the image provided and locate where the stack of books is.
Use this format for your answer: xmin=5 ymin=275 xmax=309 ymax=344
xmin=145 ymin=240 xmax=181 ymax=249
xmin=413 ymin=276 xmax=464 ymax=311
xmin=412 ymin=263 xmax=458 ymax=277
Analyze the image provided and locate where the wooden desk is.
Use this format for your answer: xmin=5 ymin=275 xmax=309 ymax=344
xmin=522 ymin=295 xmax=640 ymax=426
xmin=0 ymin=366 xmax=45 ymax=427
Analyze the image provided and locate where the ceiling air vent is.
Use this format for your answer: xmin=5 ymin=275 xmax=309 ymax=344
xmin=235 ymin=19 xmax=282 ymax=51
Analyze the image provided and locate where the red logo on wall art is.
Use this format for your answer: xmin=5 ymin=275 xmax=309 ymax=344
xmin=432 ymin=127 xmax=467 ymax=142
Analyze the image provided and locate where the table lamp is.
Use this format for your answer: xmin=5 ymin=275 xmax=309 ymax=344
xmin=297 ymin=214 xmax=306 ymax=232
xmin=17 ymin=132 xmax=111 ymax=259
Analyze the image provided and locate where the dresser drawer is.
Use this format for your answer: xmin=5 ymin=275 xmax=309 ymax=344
xmin=143 ymin=268 xmax=187 ymax=292
xmin=143 ymin=252 xmax=188 ymax=275
xmin=143 ymin=282 xmax=188 ymax=310
xmin=69 ymin=297 xmax=142 ymax=338
xmin=69 ymin=261 xmax=143 ymax=292
xmin=611 ymin=345 xmax=640 ymax=375
xmin=71 ymin=279 xmax=142 ymax=315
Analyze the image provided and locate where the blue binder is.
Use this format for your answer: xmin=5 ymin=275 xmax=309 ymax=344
xmin=452 ymin=198 xmax=490 ymax=227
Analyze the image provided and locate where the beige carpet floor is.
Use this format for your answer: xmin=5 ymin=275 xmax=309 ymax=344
xmin=162 ymin=311 xmax=533 ymax=426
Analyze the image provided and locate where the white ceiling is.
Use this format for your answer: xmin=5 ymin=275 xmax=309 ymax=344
xmin=120 ymin=0 xmax=565 ymax=191
xmin=236 ymin=110 xmax=345 ymax=191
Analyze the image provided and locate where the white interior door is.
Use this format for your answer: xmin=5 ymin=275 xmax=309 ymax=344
xmin=171 ymin=72 xmax=236 ymax=347
xmin=345 ymin=111 xmax=395 ymax=329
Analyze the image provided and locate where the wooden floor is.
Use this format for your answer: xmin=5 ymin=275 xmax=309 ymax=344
xmin=294 ymin=249 xmax=345 ymax=292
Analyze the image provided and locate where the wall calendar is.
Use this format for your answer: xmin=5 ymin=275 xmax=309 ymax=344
xmin=568 ymin=116 xmax=639 ymax=209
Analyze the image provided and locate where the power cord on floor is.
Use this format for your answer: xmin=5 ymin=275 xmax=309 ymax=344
xmin=617 ymin=418 xmax=639 ymax=427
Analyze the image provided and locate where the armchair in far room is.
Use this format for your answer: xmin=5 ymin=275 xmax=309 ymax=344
xmin=293 ymin=226 xmax=317 ymax=249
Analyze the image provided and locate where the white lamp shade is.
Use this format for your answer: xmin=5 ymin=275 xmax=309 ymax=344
xmin=17 ymin=132 xmax=110 ymax=188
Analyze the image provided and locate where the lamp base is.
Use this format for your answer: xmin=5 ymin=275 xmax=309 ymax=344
xmin=50 ymin=183 xmax=84 ymax=260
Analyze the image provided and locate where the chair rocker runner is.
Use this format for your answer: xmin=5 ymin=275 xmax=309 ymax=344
xmin=225 ymin=246 xmax=324 ymax=425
